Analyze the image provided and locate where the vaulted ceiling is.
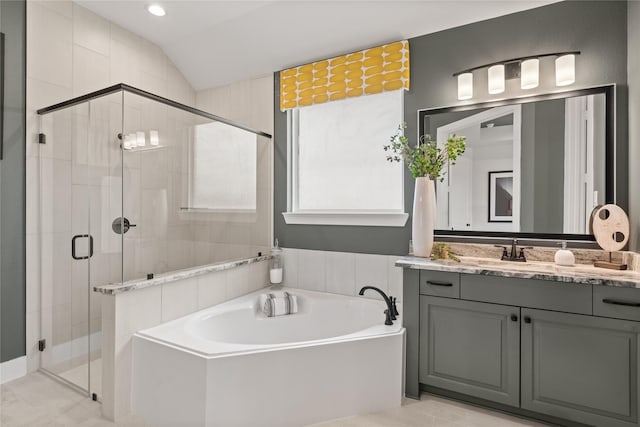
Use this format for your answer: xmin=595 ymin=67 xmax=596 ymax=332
xmin=77 ymin=0 xmax=559 ymax=91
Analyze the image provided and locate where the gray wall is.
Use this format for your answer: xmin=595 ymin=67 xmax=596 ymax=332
xmin=0 ymin=0 xmax=26 ymax=363
xmin=628 ymin=1 xmax=640 ymax=251
xmin=273 ymin=0 xmax=628 ymax=254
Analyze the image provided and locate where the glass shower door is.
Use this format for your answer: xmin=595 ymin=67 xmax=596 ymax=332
xmin=39 ymin=93 xmax=123 ymax=399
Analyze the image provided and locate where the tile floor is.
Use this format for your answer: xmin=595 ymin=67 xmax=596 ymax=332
xmin=58 ymin=359 xmax=103 ymax=400
xmin=1 ymin=371 xmax=550 ymax=426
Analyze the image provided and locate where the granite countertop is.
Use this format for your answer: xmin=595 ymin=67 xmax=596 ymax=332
xmin=94 ymin=255 xmax=271 ymax=295
xmin=396 ymin=256 xmax=640 ymax=289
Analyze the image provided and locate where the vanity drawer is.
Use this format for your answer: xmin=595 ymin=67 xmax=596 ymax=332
xmin=419 ymin=271 xmax=460 ymax=298
xmin=593 ymin=286 xmax=640 ymax=322
xmin=460 ymin=274 xmax=592 ymax=315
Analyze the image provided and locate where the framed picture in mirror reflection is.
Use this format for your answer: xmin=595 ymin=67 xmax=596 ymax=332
xmin=489 ymin=171 xmax=513 ymax=222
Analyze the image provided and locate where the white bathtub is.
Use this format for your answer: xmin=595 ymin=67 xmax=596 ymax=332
xmin=131 ymin=287 xmax=405 ymax=427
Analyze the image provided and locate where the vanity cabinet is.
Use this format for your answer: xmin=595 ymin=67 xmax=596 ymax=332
xmin=404 ymin=266 xmax=640 ymax=427
xmin=419 ymin=296 xmax=520 ymax=407
xmin=521 ymin=308 xmax=640 ymax=427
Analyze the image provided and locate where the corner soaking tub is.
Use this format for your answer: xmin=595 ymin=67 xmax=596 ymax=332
xmin=131 ymin=287 xmax=405 ymax=427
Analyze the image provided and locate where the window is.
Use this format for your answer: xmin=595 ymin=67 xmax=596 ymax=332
xmin=284 ymin=89 xmax=408 ymax=226
xmin=190 ymin=122 xmax=256 ymax=211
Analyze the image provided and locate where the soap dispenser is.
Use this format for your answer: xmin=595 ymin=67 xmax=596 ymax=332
xmin=270 ymin=238 xmax=283 ymax=286
xmin=555 ymin=241 xmax=575 ymax=266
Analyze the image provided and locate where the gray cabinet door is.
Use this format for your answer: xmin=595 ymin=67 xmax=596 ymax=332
xmin=521 ymin=309 xmax=640 ymax=427
xmin=419 ymin=296 xmax=520 ymax=407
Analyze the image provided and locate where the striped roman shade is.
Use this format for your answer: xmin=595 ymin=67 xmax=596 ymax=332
xmin=279 ymin=40 xmax=410 ymax=111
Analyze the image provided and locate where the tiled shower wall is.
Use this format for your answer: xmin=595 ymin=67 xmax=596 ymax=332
xmin=25 ymin=1 xmax=274 ymax=376
xmin=25 ymin=0 xmax=196 ymax=374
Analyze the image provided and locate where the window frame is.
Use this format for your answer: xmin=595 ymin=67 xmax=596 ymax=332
xmin=283 ymin=92 xmax=408 ymax=227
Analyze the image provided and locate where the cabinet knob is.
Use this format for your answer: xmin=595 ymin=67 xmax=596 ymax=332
xmin=510 ymin=314 xmax=518 ymax=322
xmin=524 ymin=316 xmax=531 ymax=324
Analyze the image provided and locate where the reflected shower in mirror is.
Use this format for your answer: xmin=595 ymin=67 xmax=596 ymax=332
xmin=421 ymin=90 xmax=609 ymax=236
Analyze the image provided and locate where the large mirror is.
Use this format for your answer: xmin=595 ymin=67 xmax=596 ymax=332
xmin=419 ymin=86 xmax=614 ymax=240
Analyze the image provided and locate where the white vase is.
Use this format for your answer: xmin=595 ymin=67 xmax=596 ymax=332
xmin=412 ymin=177 xmax=436 ymax=258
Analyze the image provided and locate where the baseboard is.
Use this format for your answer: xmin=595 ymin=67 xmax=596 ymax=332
xmin=1 ymin=356 xmax=27 ymax=384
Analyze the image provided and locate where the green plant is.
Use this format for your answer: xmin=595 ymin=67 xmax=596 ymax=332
xmin=431 ymin=242 xmax=460 ymax=262
xmin=383 ymin=123 xmax=466 ymax=181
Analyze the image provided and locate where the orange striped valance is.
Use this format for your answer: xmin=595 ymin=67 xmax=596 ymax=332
xmin=279 ymin=40 xmax=410 ymax=111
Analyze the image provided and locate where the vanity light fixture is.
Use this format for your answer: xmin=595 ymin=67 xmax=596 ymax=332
xmin=555 ymin=54 xmax=576 ymax=86
xmin=487 ymin=64 xmax=505 ymax=94
xmin=457 ymin=73 xmax=473 ymax=100
xmin=147 ymin=4 xmax=166 ymax=17
xmin=454 ymin=51 xmax=580 ymax=100
xmin=520 ymin=58 xmax=539 ymax=89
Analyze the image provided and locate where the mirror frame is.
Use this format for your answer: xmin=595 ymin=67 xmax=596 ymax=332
xmin=418 ymin=85 xmax=615 ymax=242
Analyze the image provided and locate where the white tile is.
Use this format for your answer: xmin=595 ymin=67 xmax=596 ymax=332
xmin=197 ymin=271 xmax=227 ymax=310
xmin=140 ymin=39 xmax=166 ymax=80
xmin=52 ymin=233 xmax=72 ymax=308
xmin=25 ymin=312 xmax=41 ymax=373
xmin=35 ymin=0 xmax=73 ymax=18
xmin=212 ymin=243 xmax=252 ymax=263
xmin=193 ymin=241 xmax=211 ymax=267
xmin=110 ymin=22 xmax=141 ymax=48
xmin=71 ymin=260 xmax=89 ymax=327
xmin=161 ymin=278 xmax=198 ymax=322
xmin=51 ymin=303 xmax=72 ymax=346
xmin=140 ymin=189 xmax=169 ymax=240
xmin=226 ymin=265 xmax=250 ymax=299
xmin=25 ymin=158 xmax=39 ymax=235
xmin=281 ymin=248 xmax=299 ymax=288
xmin=325 ymin=251 xmax=356 ymax=296
xmin=387 ymin=256 xmax=404 ymax=302
xmin=115 ymin=285 xmax=162 ymax=336
xmin=167 ymin=240 xmax=193 ymax=272
xmin=298 ymin=250 xmax=326 ymax=292
xmin=72 ymin=3 xmax=110 ymax=56
xmin=72 ymin=45 xmax=109 ymax=97
xmin=113 ymin=333 xmax=133 ymax=419
xmin=355 ymin=253 xmax=389 ymax=300
xmin=71 ymin=184 xmax=89 ymax=235
xmin=26 ymin=233 xmax=41 ymax=315
xmin=40 ymin=158 xmax=72 ymax=234
xmin=27 ymin=2 xmax=73 ymax=88
xmin=248 ymin=260 xmax=269 ymax=292
xmin=138 ymin=71 xmax=168 ymax=98
xmin=167 ymin=63 xmax=195 ymax=106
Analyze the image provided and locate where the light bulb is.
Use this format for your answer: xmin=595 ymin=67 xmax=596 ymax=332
xmin=556 ymin=54 xmax=575 ymax=86
xmin=488 ymin=64 xmax=505 ymax=94
xmin=457 ymin=73 xmax=473 ymax=100
xmin=521 ymin=59 xmax=539 ymax=90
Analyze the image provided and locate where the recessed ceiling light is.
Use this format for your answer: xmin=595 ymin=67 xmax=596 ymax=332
xmin=147 ymin=4 xmax=166 ymax=16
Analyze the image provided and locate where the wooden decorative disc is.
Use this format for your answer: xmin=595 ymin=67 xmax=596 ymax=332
xmin=592 ymin=204 xmax=629 ymax=252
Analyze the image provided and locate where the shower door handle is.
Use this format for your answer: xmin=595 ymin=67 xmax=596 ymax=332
xmin=72 ymin=234 xmax=94 ymax=260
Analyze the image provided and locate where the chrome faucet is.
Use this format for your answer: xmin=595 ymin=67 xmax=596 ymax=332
xmin=358 ymin=286 xmax=397 ymax=325
xmin=495 ymin=239 xmax=531 ymax=262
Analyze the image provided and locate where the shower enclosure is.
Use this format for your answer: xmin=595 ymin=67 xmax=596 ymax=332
xmin=36 ymin=84 xmax=272 ymax=398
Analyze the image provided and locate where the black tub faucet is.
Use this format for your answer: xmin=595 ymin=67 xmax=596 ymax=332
xmin=358 ymin=286 xmax=396 ymax=325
